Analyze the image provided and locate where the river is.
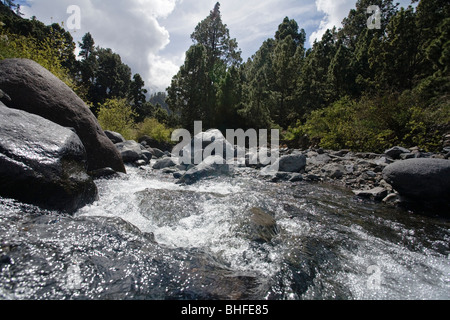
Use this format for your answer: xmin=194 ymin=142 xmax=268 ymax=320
xmin=1 ymin=164 xmax=449 ymax=300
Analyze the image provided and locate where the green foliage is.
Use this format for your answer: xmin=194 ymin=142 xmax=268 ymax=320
xmin=167 ymin=44 xmax=211 ymax=132
xmin=97 ymin=98 xmax=137 ymax=140
xmin=168 ymin=2 xmax=244 ymax=132
xmin=191 ymin=2 xmax=242 ymax=68
xmin=136 ymin=118 xmax=173 ymax=143
xmin=287 ymin=93 xmax=448 ymax=153
xmin=0 ymin=21 xmax=83 ymax=97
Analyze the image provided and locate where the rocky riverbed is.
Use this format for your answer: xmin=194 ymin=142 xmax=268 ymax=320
xmin=113 ymin=128 xmax=450 ymax=216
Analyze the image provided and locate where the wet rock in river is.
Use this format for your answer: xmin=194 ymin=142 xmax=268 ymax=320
xmin=384 ymin=146 xmax=411 ymax=160
xmin=149 ymin=147 xmax=165 ymax=159
xmin=353 ymin=187 xmax=388 ymax=201
xmin=115 ymin=140 xmax=151 ymax=165
xmin=177 ymin=155 xmax=231 ymax=185
xmin=0 ymin=58 xmax=125 ymax=173
xmin=0 ymin=102 xmax=98 ymax=213
xmin=153 ymin=157 xmax=177 ymax=170
xmin=278 ymin=154 xmax=307 ymax=173
xmin=245 ymin=207 xmax=279 ymax=243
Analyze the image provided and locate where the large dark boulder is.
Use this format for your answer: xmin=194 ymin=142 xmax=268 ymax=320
xmin=0 ymin=102 xmax=98 ymax=213
xmin=383 ymin=159 xmax=450 ymax=201
xmin=0 ymin=59 xmax=125 ymax=173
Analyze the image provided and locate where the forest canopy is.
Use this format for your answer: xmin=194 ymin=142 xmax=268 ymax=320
xmin=167 ymin=0 xmax=449 ymax=152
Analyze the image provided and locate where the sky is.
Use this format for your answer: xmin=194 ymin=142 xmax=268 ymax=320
xmin=17 ymin=0 xmax=413 ymax=94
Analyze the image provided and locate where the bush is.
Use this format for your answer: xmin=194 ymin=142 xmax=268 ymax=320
xmin=285 ymin=93 xmax=448 ymax=153
xmin=0 ymin=22 xmax=85 ymax=99
xmin=136 ymin=118 xmax=173 ymax=143
xmin=97 ymin=98 xmax=137 ymax=140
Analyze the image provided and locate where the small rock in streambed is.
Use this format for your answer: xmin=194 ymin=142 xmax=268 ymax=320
xmin=322 ymin=163 xmax=346 ymax=179
xmin=177 ymin=155 xmax=231 ymax=185
xmin=104 ymin=130 xmax=126 ymax=144
xmin=353 ymin=187 xmax=388 ymax=201
xmin=116 ymin=140 xmax=151 ymax=165
xmin=173 ymin=171 xmax=186 ymax=179
xmin=382 ymin=193 xmax=401 ymax=205
xmin=153 ymin=158 xmax=177 ymax=170
xmin=245 ymin=207 xmax=279 ymax=243
xmin=384 ymin=146 xmax=411 ymax=160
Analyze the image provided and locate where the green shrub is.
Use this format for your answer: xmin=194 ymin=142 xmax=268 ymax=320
xmin=0 ymin=22 xmax=85 ymax=99
xmin=97 ymin=98 xmax=137 ymax=140
xmin=286 ymin=93 xmax=448 ymax=152
xmin=136 ymin=118 xmax=173 ymax=143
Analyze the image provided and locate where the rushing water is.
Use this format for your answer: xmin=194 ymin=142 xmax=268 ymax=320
xmin=1 ymin=164 xmax=449 ymax=300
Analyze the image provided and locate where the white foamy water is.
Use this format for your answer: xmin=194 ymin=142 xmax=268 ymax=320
xmin=73 ymin=165 xmax=450 ymax=300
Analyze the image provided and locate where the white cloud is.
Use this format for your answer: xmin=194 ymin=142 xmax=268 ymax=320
xmin=309 ymin=0 xmax=355 ymax=45
xmin=147 ymin=53 xmax=185 ymax=93
xmin=21 ymin=0 xmax=180 ymax=93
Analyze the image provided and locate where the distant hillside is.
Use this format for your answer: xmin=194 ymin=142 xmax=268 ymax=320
xmin=149 ymin=92 xmax=170 ymax=113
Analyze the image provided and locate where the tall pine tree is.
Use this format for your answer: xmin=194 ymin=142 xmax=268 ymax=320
xmin=168 ymin=2 xmax=242 ymax=131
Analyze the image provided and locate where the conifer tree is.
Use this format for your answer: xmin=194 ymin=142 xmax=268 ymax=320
xmin=168 ymin=2 xmax=242 ymax=131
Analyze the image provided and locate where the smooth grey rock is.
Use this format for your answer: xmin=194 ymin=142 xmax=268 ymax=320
xmin=116 ymin=140 xmax=148 ymax=164
xmin=383 ymin=158 xmax=450 ymax=201
xmin=141 ymin=150 xmax=153 ymax=163
xmin=353 ymin=187 xmax=388 ymax=201
xmin=278 ymin=154 xmax=307 ymax=173
xmin=0 ymin=59 xmax=125 ymax=173
xmin=104 ymin=130 xmax=126 ymax=144
xmin=153 ymin=158 xmax=176 ymax=170
xmin=384 ymin=146 xmax=411 ymax=159
xmin=0 ymin=102 xmax=98 ymax=213
xmin=307 ymin=154 xmax=331 ymax=165
xmin=173 ymin=171 xmax=186 ymax=179
xmin=138 ymin=135 xmax=173 ymax=152
xmin=177 ymin=156 xmax=231 ymax=185
xmin=150 ymin=148 xmax=165 ymax=159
